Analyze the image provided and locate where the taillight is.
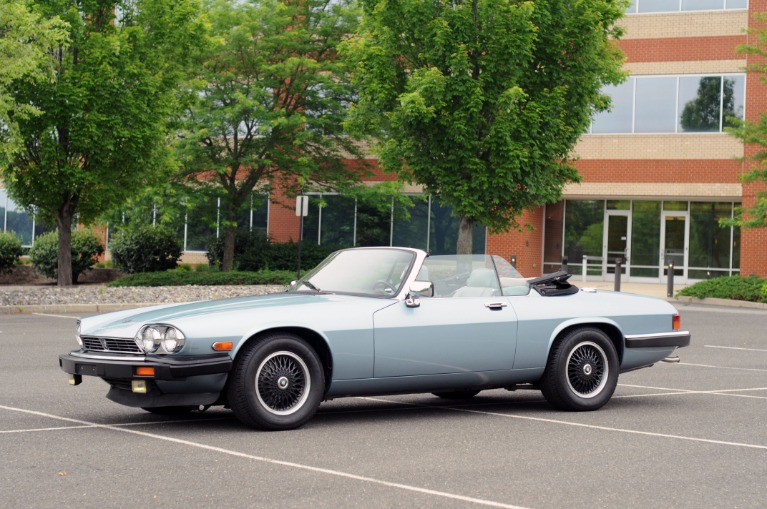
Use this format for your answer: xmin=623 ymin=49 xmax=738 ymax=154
xmin=673 ymin=314 xmax=681 ymax=331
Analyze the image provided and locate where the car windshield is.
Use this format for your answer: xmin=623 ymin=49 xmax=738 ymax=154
xmin=290 ymin=248 xmax=416 ymax=297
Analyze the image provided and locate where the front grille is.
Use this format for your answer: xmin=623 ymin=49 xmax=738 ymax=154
xmin=81 ymin=336 xmax=142 ymax=354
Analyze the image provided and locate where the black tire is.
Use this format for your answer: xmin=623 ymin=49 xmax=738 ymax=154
xmin=432 ymin=390 xmax=481 ymax=400
xmin=540 ymin=327 xmax=618 ymax=411
xmin=141 ymin=406 xmax=195 ymax=415
xmin=227 ymin=333 xmax=325 ymax=431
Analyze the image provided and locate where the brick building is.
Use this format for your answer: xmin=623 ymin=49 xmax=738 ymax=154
xmin=2 ymin=1 xmax=766 ymax=281
xmin=266 ymin=0 xmax=767 ymax=282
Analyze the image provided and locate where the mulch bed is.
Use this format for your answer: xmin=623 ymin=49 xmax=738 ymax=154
xmin=0 ymin=265 xmax=124 ymax=286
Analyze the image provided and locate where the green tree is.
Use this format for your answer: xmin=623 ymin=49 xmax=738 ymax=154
xmin=0 ymin=0 xmax=204 ymax=285
xmin=0 ymin=0 xmax=67 ymax=158
xmin=727 ymin=13 xmax=767 ymax=229
xmin=344 ymin=0 xmax=627 ymax=253
xmin=176 ymin=0 xmax=367 ymax=272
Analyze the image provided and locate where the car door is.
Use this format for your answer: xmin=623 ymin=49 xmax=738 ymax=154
xmin=372 ymin=296 xmax=518 ymax=377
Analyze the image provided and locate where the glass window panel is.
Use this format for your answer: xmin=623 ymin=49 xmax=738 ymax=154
xmin=320 ymin=195 xmax=356 ymax=247
xmin=723 ymin=75 xmax=745 ymax=128
xmin=302 ymin=195 xmax=320 ymax=244
xmin=630 ymin=201 xmax=661 ymax=269
xmin=689 ymin=269 xmax=731 ymax=279
xmin=427 ymin=199 xmax=486 ymax=255
xmin=726 ymin=0 xmax=748 ymax=9
xmin=682 ymin=0 xmax=724 ymax=10
xmin=732 ymin=223 xmax=740 ymax=269
xmin=635 ymin=77 xmax=677 ymax=133
xmin=689 ymin=202 xmax=733 ymax=270
xmin=235 ymin=193 xmax=268 ymax=233
xmin=607 ymin=200 xmax=631 ymax=210
xmin=392 ymin=195 xmax=429 ymax=250
xmin=625 ymin=1 xmax=637 ymax=14
xmin=663 ymin=201 xmax=688 ymax=211
xmin=355 ymin=197 xmax=390 ymax=247
xmin=564 ymin=200 xmax=604 ymax=263
xmin=591 ymin=81 xmax=634 ymax=134
xmin=679 ymin=76 xmax=722 ymax=132
xmin=3 ymin=190 xmax=35 ymax=246
xmin=638 ymin=0 xmax=679 ymax=12
xmin=185 ymin=200 xmax=218 ymax=251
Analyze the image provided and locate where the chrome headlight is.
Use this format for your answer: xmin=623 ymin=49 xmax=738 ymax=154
xmin=135 ymin=325 xmax=185 ymax=354
xmin=162 ymin=326 xmax=185 ymax=353
xmin=138 ymin=326 xmax=162 ymax=353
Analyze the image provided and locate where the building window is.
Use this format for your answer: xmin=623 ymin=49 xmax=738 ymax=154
xmin=626 ymin=0 xmax=747 ymax=13
xmin=301 ymin=193 xmax=486 ymax=255
xmin=591 ymin=74 xmax=745 ymax=135
xmin=0 ymin=189 xmax=49 ymax=247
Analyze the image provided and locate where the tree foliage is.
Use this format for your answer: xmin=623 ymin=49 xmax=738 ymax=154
xmin=0 ymin=0 xmax=68 ymax=158
xmin=727 ymin=12 xmax=767 ymax=229
xmin=175 ymin=0 xmax=367 ymax=271
xmin=0 ymin=0 xmax=204 ymax=285
xmin=344 ymin=0 xmax=627 ymax=253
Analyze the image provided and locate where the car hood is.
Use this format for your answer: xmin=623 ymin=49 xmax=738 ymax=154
xmin=81 ymin=292 xmax=388 ymax=339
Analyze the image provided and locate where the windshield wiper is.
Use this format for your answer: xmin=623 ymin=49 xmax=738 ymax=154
xmin=301 ymin=280 xmax=321 ymax=292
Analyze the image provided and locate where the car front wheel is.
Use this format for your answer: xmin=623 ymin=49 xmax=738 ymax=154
xmin=228 ymin=333 xmax=324 ymax=431
xmin=540 ymin=327 xmax=618 ymax=411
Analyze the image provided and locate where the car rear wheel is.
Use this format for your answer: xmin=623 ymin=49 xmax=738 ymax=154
xmin=540 ymin=327 xmax=618 ymax=411
xmin=228 ymin=333 xmax=324 ymax=431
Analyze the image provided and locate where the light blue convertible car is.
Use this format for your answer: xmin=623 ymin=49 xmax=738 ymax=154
xmin=60 ymin=247 xmax=690 ymax=430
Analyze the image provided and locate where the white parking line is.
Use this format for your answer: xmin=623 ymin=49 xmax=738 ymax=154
xmin=358 ymin=398 xmax=767 ymax=451
xmin=32 ymin=313 xmax=80 ymax=319
xmin=0 ymin=404 xmax=528 ymax=509
xmin=704 ymin=345 xmax=767 ymax=353
xmin=677 ymin=362 xmax=767 ymax=373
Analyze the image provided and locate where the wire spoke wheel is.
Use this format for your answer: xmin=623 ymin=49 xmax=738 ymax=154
xmin=256 ymin=351 xmax=311 ymax=415
xmin=540 ymin=327 xmax=618 ymax=411
xmin=566 ymin=341 xmax=608 ymax=398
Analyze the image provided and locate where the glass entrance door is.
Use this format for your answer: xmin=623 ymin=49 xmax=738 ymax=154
xmin=603 ymin=212 xmax=630 ymax=280
xmin=660 ymin=212 xmax=688 ymax=283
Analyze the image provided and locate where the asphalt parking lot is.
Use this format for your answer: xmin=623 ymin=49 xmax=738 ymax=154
xmin=1 ymin=303 xmax=765 ymax=509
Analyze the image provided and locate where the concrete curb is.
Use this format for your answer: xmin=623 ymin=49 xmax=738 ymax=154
xmin=671 ymin=296 xmax=767 ymax=310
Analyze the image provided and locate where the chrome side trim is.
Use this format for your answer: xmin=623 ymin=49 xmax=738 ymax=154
xmin=625 ymin=331 xmax=691 ymax=349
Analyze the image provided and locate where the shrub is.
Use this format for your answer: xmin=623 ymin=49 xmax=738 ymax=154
xmin=0 ymin=231 xmax=23 ymax=273
xmin=110 ymin=225 xmax=182 ymax=273
xmin=205 ymin=229 xmax=270 ymax=271
xmin=267 ymin=241 xmax=337 ymax=271
xmin=108 ymin=269 xmax=293 ymax=287
xmin=29 ymin=229 xmax=104 ymax=282
xmin=205 ymin=230 xmax=337 ymax=272
xmin=678 ymin=275 xmax=767 ymax=303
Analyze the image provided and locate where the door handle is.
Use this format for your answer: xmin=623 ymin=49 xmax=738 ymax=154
xmin=484 ymin=302 xmax=508 ymax=310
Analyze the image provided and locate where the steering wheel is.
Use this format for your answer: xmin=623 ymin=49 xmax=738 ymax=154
xmin=372 ymin=280 xmax=397 ymax=295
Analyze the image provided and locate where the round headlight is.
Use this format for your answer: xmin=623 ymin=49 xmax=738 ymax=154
xmin=139 ymin=326 xmax=162 ymax=353
xmin=162 ymin=327 xmax=185 ymax=353
xmin=75 ymin=321 xmax=83 ymax=347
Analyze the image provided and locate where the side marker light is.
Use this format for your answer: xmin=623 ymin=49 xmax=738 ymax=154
xmin=212 ymin=342 xmax=233 ymax=351
xmin=135 ymin=366 xmax=155 ymax=377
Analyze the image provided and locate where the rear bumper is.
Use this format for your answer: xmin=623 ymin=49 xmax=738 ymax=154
xmin=624 ymin=331 xmax=691 ymax=349
xmin=59 ymin=351 xmax=232 ymax=380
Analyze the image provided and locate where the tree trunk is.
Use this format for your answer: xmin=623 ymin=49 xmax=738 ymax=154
xmin=456 ymin=215 xmax=474 ymax=255
xmin=56 ymin=208 xmax=75 ymax=287
xmin=221 ymin=224 xmax=236 ymax=272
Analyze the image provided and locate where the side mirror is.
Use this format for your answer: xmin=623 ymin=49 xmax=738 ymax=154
xmin=405 ymin=281 xmax=433 ymax=308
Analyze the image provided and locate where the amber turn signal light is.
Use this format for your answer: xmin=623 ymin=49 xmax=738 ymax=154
xmin=673 ymin=314 xmax=681 ymax=331
xmin=212 ymin=342 xmax=233 ymax=351
xmin=135 ymin=366 xmax=155 ymax=377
